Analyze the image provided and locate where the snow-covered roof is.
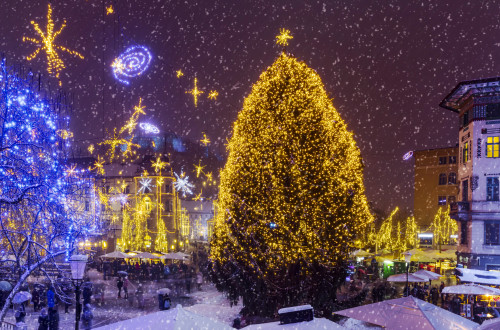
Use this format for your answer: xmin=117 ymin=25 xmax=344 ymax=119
xmin=440 ymin=77 xmax=500 ymax=113
xmin=455 ymin=268 xmax=500 ymax=286
xmin=244 ymin=317 xmax=344 ymax=329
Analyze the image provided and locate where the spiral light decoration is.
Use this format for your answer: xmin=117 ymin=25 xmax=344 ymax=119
xmin=111 ymin=45 xmax=152 ymax=85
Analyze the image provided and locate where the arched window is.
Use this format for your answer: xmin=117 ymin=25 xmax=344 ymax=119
xmin=448 ymin=172 xmax=457 ymax=185
xmin=439 ymin=173 xmax=447 ymax=185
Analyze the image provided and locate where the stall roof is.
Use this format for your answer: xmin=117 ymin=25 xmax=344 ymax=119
xmin=455 ymin=268 xmax=500 ymax=286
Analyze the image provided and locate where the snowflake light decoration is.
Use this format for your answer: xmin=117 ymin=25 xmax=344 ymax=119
xmin=138 ymin=177 xmax=154 ymax=194
xmin=111 ymin=45 xmax=152 ymax=85
xmin=208 ymin=90 xmax=218 ymax=100
xmin=276 ymin=28 xmax=293 ymax=46
xmin=200 ymin=133 xmax=210 ymax=146
xmin=174 ymin=172 xmax=194 ymax=197
xmin=23 ymin=4 xmax=84 ymax=86
xmin=176 ymin=69 xmax=184 ymax=78
xmin=139 ymin=122 xmax=160 ymax=134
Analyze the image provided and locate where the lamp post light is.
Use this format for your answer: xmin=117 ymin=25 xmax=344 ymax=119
xmin=69 ymin=254 xmax=88 ymax=330
xmin=403 ymin=252 xmax=412 ymax=297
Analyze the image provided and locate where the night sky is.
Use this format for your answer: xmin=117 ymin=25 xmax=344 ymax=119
xmin=1 ymin=0 xmax=499 ymax=214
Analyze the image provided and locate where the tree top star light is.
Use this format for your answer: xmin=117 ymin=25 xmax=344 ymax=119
xmin=22 ymin=4 xmax=84 ymax=86
xmin=275 ymin=28 xmax=293 ymax=46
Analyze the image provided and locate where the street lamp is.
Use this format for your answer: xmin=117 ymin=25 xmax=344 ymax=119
xmin=403 ymin=252 xmax=412 ymax=297
xmin=69 ymin=254 xmax=88 ymax=330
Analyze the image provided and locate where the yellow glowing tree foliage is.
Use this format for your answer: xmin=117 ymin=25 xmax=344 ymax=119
xmin=429 ymin=206 xmax=457 ymax=252
xmin=209 ymin=53 xmax=373 ymax=316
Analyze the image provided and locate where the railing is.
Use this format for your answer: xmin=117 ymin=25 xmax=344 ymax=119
xmin=0 ymin=321 xmax=16 ymax=330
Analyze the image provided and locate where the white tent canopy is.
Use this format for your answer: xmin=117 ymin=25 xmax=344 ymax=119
xmin=245 ymin=317 xmax=344 ymax=329
xmin=442 ymin=284 xmax=500 ymax=296
xmin=387 ymin=273 xmax=429 ymax=283
xmin=100 ymin=251 xmax=132 ymax=259
xmin=161 ymin=252 xmax=190 ymax=260
xmin=414 ymin=270 xmax=442 ymax=281
xmin=94 ymin=305 xmax=233 ymax=330
xmin=335 ymin=296 xmax=478 ymax=329
xmin=133 ymin=252 xmax=160 ymax=259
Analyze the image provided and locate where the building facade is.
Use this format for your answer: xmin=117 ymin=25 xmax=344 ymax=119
xmin=414 ymin=147 xmax=459 ymax=230
xmin=441 ymin=77 xmax=500 ymax=270
xmin=180 ymin=200 xmax=215 ymax=242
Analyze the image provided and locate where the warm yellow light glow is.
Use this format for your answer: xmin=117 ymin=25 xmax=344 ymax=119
xmin=151 ymin=156 xmax=168 ymax=174
xmin=194 ymin=161 xmax=205 ymax=178
xmin=186 ymin=78 xmax=203 ymax=107
xmin=275 ymin=28 xmax=293 ymax=46
xmin=23 ymin=4 xmax=84 ymax=85
xmin=200 ymin=133 xmax=210 ymax=146
xmin=106 ymin=5 xmax=114 ymax=15
xmin=176 ymin=69 xmax=184 ymax=78
xmin=88 ymin=144 xmax=95 ymax=155
xmin=56 ymin=129 xmax=73 ymax=140
xmin=208 ymin=90 xmax=218 ymax=100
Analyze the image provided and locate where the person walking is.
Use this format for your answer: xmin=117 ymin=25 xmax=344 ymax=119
xmin=47 ymin=286 xmax=55 ymax=310
xmin=430 ymin=286 xmax=439 ymax=305
xmin=81 ymin=303 xmax=93 ymax=330
xmin=83 ymin=282 xmax=92 ymax=305
xmin=117 ymin=277 xmax=124 ymax=298
xmin=439 ymin=281 xmax=446 ymax=307
xmin=48 ymin=306 xmax=59 ymax=330
xmin=196 ymin=271 xmax=203 ymax=291
xmin=136 ymin=284 xmax=144 ymax=309
xmin=123 ymin=277 xmax=129 ymax=299
xmin=32 ymin=287 xmax=41 ymax=312
xmin=38 ymin=308 xmax=49 ymax=330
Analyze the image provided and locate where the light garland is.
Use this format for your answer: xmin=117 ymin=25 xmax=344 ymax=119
xmin=23 ymin=4 xmax=84 ymax=86
xmin=111 ymin=45 xmax=152 ymax=85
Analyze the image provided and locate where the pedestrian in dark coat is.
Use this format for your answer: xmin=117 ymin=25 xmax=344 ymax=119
xmin=83 ymin=283 xmax=92 ymax=305
xmin=117 ymin=277 xmax=123 ymax=298
xmin=431 ymin=286 xmax=439 ymax=305
xmin=32 ymin=287 xmax=41 ymax=312
xmin=48 ymin=306 xmax=59 ymax=330
xmin=38 ymin=308 xmax=49 ymax=330
xmin=81 ymin=303 xmax=93 ymax=330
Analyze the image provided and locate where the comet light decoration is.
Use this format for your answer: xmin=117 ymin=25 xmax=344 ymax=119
xmin=139 ymin=122 xmax=160 ymax=134
xmin=186 ymin=77 xmax=204 ymax=107
xmin=403 ymin=151 xmax=414 ymax=160
xmin=174 ymin=172 xmax=194 ymax=197
xmin=208 ymin=90 xmax=218 ymax=100
xmin=111 ymin=45 xmax=152 ymax=85
xmin=276 ymin=28 xmax=293 ymax=46
xmin=176 ymin=69 xmax=184 ymax=78
xmin=22 ymin=4 xmax=84 ymax=86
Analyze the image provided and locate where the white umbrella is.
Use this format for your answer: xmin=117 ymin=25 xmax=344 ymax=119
xmin=133 ymin=252 xmax=160 ymax=259
xmin=442 ymin=284 xmax=500 ymax=296
xmin=414 ymin=270 xmax=442 ymax=281
xmin=12 ymin=291 xmax=32 ymax=304
xmin=100 ymin=251 xmax=132 ymax=259
xmin=350 ymin=249 xmax=372 ymax=258
xmin=335 ymin=296 xmax=478 ymax=329
xmin=387 ymin=273 xmax=429 ymax=283
xmin=161 ymin=252 xmax=189 ymax=260
xmin=478 ymin=317 xmax=500 ymax=330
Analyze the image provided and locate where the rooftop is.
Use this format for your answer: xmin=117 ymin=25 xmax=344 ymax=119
xmin=440 ymin=77 xmax=500 ymax=113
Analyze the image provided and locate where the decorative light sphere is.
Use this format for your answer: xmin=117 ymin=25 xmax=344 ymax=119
xmin=139 ymin=122 xmax=160 ymax=134
xmin=111 ymin=45 xmax=152 ymax=85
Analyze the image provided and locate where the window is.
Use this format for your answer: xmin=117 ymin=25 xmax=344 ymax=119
xmin=485 ymin=222 xmax=500 ymax=245
xmin=125 ymin=185 xmax=130 ymax=194
xmin=487 ymin=177 xmax=499 ymax=201
xmin=462 ymin=180 xmax=469 ymax=201
xmin=439 ymin=156 xmax=447 ymax=165
xmin=438 ymin=173 xmax=447 ymax=185
xmin=448 ymin=172 xmax=457 ymax=185
xmin=438 ymin=196 xmax=447 ymax=205
xmin=165 ymin=184 xmax=171 ymax=194
xmin=486 ymin=137 xmax=500 ymax=158
xmin=449 ymin=156 xmax=457 ymax=164
xmin=460 ymin=221 xmax=468 ymax=245
xmin=486 ymin=103 xmax=500 ymax=119
xmin=164 ymin=199 xmax=173 ymax=212
xmin=85 ymin=201 xmax=90 ymax=211
xmin=463 ymin=142 xmax=469 ymax=163
xmin=448 ymin=196 xmax=456 ymax=205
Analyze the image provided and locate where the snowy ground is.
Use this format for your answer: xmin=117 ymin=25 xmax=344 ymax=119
xmin=3 ymin=277 xmax=239 ymax=329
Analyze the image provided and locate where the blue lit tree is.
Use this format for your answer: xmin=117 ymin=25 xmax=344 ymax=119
xmin=0 ymin=59 xmax=99 ymax=320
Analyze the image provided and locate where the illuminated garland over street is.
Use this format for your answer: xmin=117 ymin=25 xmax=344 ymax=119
xmin=111 ymin=45 xmax=152 ymax=85
xmin=22 ymin=4 xmax=84 ymax=86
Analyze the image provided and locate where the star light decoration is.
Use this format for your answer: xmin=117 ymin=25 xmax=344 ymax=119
xmin=194 ymin=161 xmax=205 ymax=178
xmin=106 ymin=5 xmax=114 ymax=15
xmin=276 ymin=28 xmax=293 ymax=47
xmin=200 ymin=133 xmax=210 ymax=146
xmin=208 ymin=90 xmax=218 ymax=100
xmin=186 ymin=78 xmax=204 ymax=107
xmin=151 ymin=156 xmax=168 ymax=174
xmin=176 ymin=70 xmax=184 ymax=78
xmin=138 ymin=177 xmax=154 ymax=194
xmin=56 ymin=129 xmax=73 ymax=140
xmin=174 ymin=172 xmax=194 ymax=197
xmin=23 ymin=4 xmax=84 ymax=86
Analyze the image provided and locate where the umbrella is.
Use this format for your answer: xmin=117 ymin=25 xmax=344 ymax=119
xmin=12 ymin=291 xmax=32 ymax=304
xmin=94 ymin=304 xmax=233 ymax=330
xmin=350 ymin=249 xmax=372 ymax=258
xmin=335 ymin=296 xmax=478 ymax=329
xmin=414 ymin=270 xmax=442 ymax=281
xmin=387 ymin=273 xmax=429 ymax=283
xmin=442 ymin=284 xmax=500 ymax=296
xmin=478 ymin=317 xmax=500 ymax=330
xmin=100 ymin=251 xmax=132 ymax=259
xmin=0 ymin=281 xmax=12 ymax=291
xmin=157 ymin=288 xmax=171 ymax=295
xmin=161 ymin=252 xmax=189 ymax=260
xmin=133 ymin=252 xmax=159 ymax=259
xmin=117 ymin=271 xmax=128 ymax=277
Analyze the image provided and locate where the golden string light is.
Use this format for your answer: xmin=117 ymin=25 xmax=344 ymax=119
xmin=151 ymin=156 xmax=168 ymax=174
xmin=194 ymin=161 xmax=205 ymax=178
xmin=56 ymin=129 xmax=73 ymax=140
xmin=186 ymin=77 xmax=204 ymax=107
xmin=176 ymin=69 xmax=184 ymax=78
xmin=23 ymin=4 xmax=84 ymax=86
xmin=88 ymin=144 xmax=95 ymax=155
xmin=275 ymin=28 xmax=293 ymax=46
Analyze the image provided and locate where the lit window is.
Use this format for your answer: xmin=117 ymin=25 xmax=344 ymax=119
xmin=487 ymin=177 xmax=499 ymax=201
xmin=463 ymin=142 xmax=469 ymax=163
xmin=486 ymin=137 xmax=500 ymax=158
xmin=438 ymin=196 xmax=447 ymax=205
xmin=144 ymin=197 xmax=152 ymax=211
xmin=438 ymin=173 xmax=447 ymax=185
xmin=448 ymin=172 xmax=457 ymax=185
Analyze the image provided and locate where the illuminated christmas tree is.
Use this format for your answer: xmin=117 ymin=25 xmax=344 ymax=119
xmin=209 ymin=53 xmax=373 ymax=316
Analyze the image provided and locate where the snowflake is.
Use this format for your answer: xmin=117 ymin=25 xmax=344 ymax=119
xmin=138 ymin=177 xmax=154 ymax=194
xmin=174 ymin=172 xmax=194 ymax=197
